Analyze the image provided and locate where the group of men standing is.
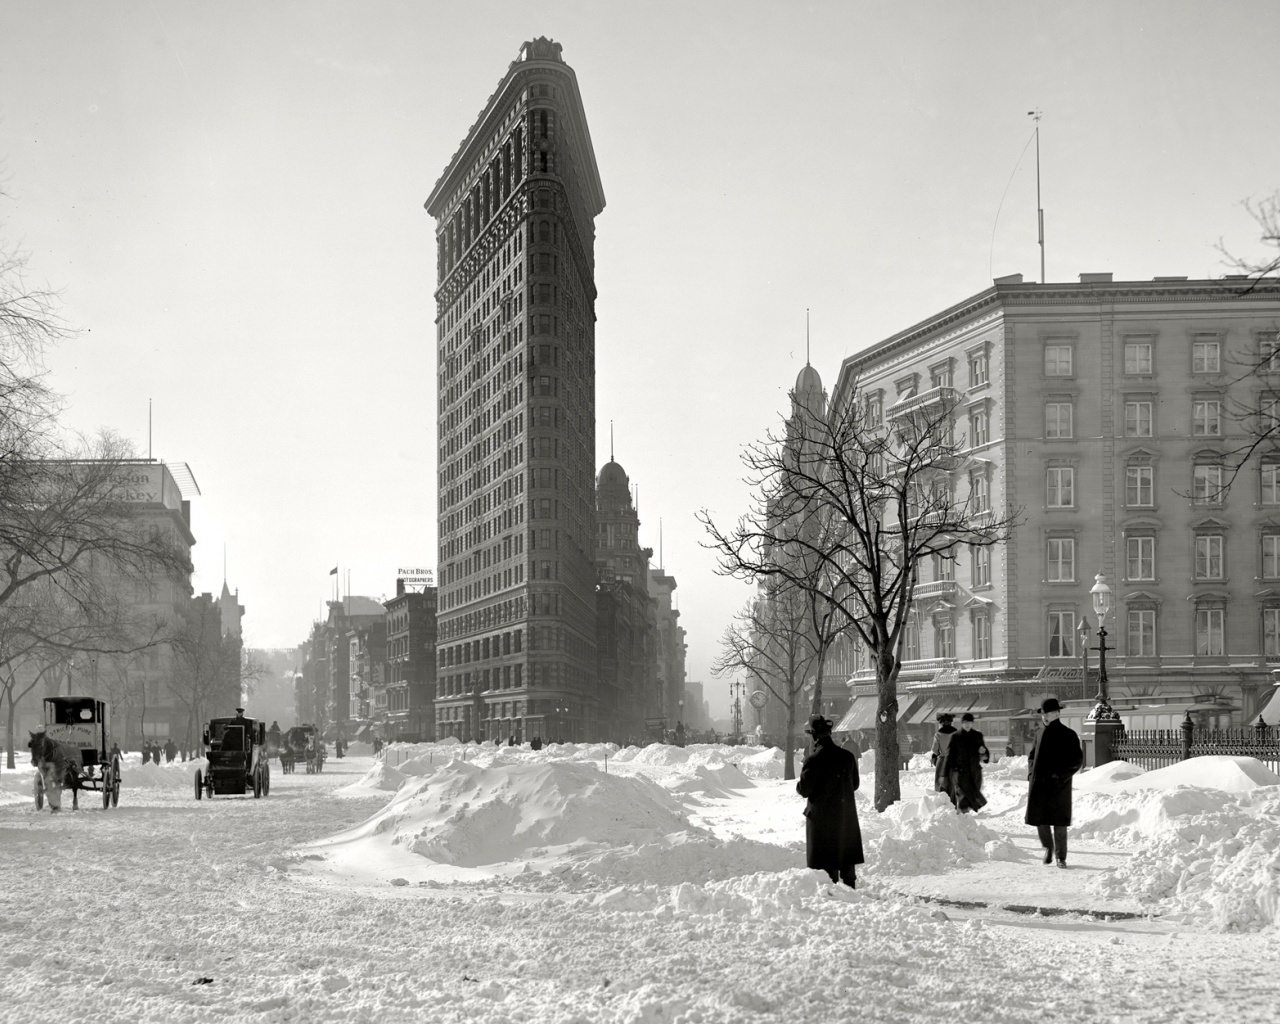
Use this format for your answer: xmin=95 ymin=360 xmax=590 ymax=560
xmin=795 ymin=696 xmax=1085 ymax=887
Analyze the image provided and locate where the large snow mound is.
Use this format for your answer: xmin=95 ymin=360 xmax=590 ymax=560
xmin=865 ymin=791 xmax=1015 ymax=874
xmin=1099 ymin=756 xmax=1280 ymax=793
xmin=307 ymin=759 xmax=796 ymax=887
xmin=1075 ymin=759 xmax=1147 ymax=789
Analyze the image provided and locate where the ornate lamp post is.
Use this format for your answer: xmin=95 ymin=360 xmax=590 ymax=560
xmin=1087 ymin=573 xmax=1120 ymax=723
xmin=729 ymin=679 xmax=745 ymax=744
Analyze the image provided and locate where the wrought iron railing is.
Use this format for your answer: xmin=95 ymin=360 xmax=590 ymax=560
xmin=1112 ymin=720 xmax=1280 ymax=773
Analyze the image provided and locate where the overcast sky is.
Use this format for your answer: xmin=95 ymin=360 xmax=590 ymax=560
xmin=3 ymin=1 xmax=1278 ymax=717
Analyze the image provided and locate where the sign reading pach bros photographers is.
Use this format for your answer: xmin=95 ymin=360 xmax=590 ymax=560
xmin=397 ymin=567 xmax=436 ymax=589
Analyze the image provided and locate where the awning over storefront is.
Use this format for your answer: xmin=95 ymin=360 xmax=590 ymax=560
xmin=906 ymin=699 xmax=937 ymax=725
xmin=899 ymin=697 xmax=925 ymax=721
xmin=834 ymin=696 xmax=877 ymax=733
xmin=1249 ymin=687 xmax=1280 ymax=727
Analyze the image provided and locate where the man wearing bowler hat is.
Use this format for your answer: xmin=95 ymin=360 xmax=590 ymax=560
xmin=1025 ymin=697 xmax=1083 ymax=868
xmin=796 ymin=714 xmax=864 ymax=888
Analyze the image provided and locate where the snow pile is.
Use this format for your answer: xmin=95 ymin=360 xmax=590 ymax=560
xmin=735 ymin=747 xmax=787 ymax=779
xmin=866 ymin=791 xmax=1010 ymax=874
xmin=120 ymin=757 xmax=199 ymax=790
xmin=982 ymin=755 xmax=1029 ymax=781
xmin=1072 ymin=759 xmax=1280 ymax=931
xmin=661 ymin=763 xmax=755 ymax=801
xmin=334 ymin=760 xmax=406 ymax=797
xmin=1075 ymin=759 xmax=1147 ymax=788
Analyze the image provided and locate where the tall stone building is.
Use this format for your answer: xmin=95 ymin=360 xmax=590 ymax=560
xmin=426 ymin=38 xmax=605 ymax=742
xmin=832 ymin=273 xmax=1280 ymax=750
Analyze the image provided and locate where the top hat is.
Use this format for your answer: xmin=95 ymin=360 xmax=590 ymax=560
xmin=1038 ymin=697 xmax=1063 ymax=714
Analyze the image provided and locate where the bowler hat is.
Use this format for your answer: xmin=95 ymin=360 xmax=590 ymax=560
xmin=805 ymin=715 xmax=833 ymax=736
xmin=960 ymin=712 xmax=975 ymax=722
xmin=1038 ymin=697 xmax=1063 ymax=714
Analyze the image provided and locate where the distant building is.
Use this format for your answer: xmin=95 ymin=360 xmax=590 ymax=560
xmin=322 ymin=597 xmax=385 ymax=733
xmin=832 ymin=273 xmax=1280 ymax=750
xmin=594 ymin=459 xmax=657 ymax=742
xmin=384 ymin=579 xmax=438 ymax=742
xmin=649 ymin=567 xmax=687 ymax=730
xmin=426 ymin=38 xmax=605 ymax=743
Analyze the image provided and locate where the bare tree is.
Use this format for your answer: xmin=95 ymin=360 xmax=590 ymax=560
xmin=169 ymin=599 xmax=244 ymax=752
xmin=702 ymin=383 xmax=1021 ymax=810
xmin=713 ymin=583 xmax=823 ymax=780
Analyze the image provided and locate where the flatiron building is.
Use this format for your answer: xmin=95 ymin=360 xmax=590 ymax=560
xmin=425 ymin=38 xmax=605 ymax=742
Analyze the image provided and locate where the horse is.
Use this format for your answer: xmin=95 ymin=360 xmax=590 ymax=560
xmin=27 ymin=731 xmax=82 ymax=812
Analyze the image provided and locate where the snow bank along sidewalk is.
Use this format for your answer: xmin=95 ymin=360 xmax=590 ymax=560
xmin=300 ymin=741 xmax=1280 ymax=932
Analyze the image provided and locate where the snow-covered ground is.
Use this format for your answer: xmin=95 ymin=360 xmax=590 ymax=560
xmin=2 ymin=742 xmax=1278 ymax=1023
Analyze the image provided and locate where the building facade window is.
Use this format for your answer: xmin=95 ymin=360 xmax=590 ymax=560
xmin=1192 ymin=399 xmax=1222 ymax=436
xmin=1127 ymin=608 xmax=1157 ymax=657
xmin=1048 ymin=610 xmax=1076 ymax=657
xmin=1126 ymin=536 xmax=1155 ymax=580
xmin=1045 ymin=401 xmax=1074 ymax=439
xmin=970 ymin=408 xmax=989 ymax=447
xmin=1124 ymin=340 xmax=1153 ymax=375
xmin=1194 ymin=534 xmax=1224 ymax=579
xmin=972 ymin=545 xmax=991 ymax=587
xmin=973 ymin=612 xmax=991 ymax=659
xmin=1047 ymin=537 xmax=1075 ymax=582
xmin=1195 ymin=606 xmax=1225 ymax=656
xmin=968 ymin=349 xmax=990 ymax=387
xmin=1260 ymin=331 xmax=1280 ymax=373
xmin=1125 ymin=400 xmax=1153 ymax=437
xmin=1046 ymin=466 xmax=1075 ymax=508
xmin=930 ymin=362 xmax=954 ymax=389
xmin=970 ymin=473 xmax=990 ymax=513
xmin=1044 ymin=344 xmax=1073 ymax=377
xmin=904 ymin=618 xmax=920 ymax=661
xmin=1126 ymin=463 xmax=1154 ymax=507
xmin=865 ymin=392 xmax=884 ymax=427
xmin=1192 ymin=337 xmax=1221 ymax=374
xmin=1263 ymin=463 xmax=1280 ymax=505
xmin=1263 ymin=533 xmax=1280 ymax=579
xmin=1192 ymin=464 xmax=1224 ymax=505
xmin=933 ymin=552 xmax=955 ymax=581
xmin=935 ymin=617 xmax=954 ymax=659
xmin=1266 ymin=607 xmax=1280 ymax=658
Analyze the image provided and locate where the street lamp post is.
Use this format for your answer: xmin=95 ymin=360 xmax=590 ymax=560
xmin=1088 ymin=573 xmax=1121 ymax=723
xmin=728 ymin=679 xmax=745 ymax=744
xmin=1078 ymin=615 xmax=1091 ymax=702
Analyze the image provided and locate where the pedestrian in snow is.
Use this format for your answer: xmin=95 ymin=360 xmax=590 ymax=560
xmin=507 ymin=734 xmax=515 ymax=746
xmin=898 ymin=729 xmax=915 ymax=771
xmin=1025 ymin=697 xmax=1083 ymax=868
xmin=949 ymin=713 xmax=989 ymax=812
xmin=164 ymin=739 xmax=177 ymax=763
xmin=796 ymin=714 xmax=864 ymax=888
xmin=930 ymin=713 xmax=959 ymax=805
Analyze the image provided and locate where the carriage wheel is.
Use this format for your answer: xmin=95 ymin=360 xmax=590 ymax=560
xmin=262 ymin=762 xmax=271 ymax=797
xmin=102 ymin=767 xmax=112 ymax=810
xmin=34 ymin=773 xmax=44 ymax=810
xmin=253 ymin=769 xmax=262 ymax=799
xmin=194 ymin=769 xmax=203 ymax=801
xmin=111 ymin=758 xmax=121 ymax=807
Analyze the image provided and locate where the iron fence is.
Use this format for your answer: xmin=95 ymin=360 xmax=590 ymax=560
xmin=1112 ymin=720 xmax=1280 ymax=775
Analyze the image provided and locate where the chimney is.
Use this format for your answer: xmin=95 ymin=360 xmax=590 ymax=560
xmin=396 ymin=578 xmax=405 ymax=597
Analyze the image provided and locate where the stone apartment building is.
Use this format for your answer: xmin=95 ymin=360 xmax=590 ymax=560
xmin=383 ymin=580 xmax=438 ymax=742
xmin=426 ymin=38 xmax=605 ymax=742
xmin=832 ymin=274 xmax=1280 ymax=750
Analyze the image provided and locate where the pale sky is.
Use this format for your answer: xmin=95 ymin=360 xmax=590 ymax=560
xmin=3 ymin=1 xmax=1278 ymax=717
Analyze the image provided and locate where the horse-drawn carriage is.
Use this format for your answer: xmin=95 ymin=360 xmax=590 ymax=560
xmin=28 ymin=696 xmax=122 ymax=812
xmin=194 ymin=713 xmax=271 ymax=800
xmin=280 ymin=724 xmax=324 ymax=774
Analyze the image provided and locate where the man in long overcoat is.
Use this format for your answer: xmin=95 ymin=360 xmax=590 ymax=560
xmin=949 ymin=713 xmax=989 ymax=812
xmin=1025 ymin=697 xmax=1083 ymax=867
xmin=796 ymin=714 xmax=864 ymax=888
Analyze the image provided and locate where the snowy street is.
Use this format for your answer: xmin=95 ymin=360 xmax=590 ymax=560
xmin=2 ymin=743 xmax=1278 ymax=1023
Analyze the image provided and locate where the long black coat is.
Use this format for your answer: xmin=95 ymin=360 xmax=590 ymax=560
xmin=930 ymin=726 xmax=958 ymax=799
xmin=948 ymin=728 xmax=989 ymax=812
xmin=1025 ymin=719 xmax=1084 ymax=826
xmin=797 ymin=736 xmax=864 ymax=873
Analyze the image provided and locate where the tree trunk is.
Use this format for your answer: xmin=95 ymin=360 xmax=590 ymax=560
xmin=783 ymin=690 xmax=798 ymax=780
xmin=808 ymin=642 xmax=830 ymax=719
xmin=873 ymin=656 xmax=904 ymax=811
xmin=4 ymin=691 xmax=15 ymax=770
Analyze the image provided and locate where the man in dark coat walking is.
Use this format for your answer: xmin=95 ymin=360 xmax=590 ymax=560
xmin=1025 ymin=697 xmax=1083 ymax=868
xmin=796 ymin=715 xmax=864 ymax=888
xmin=949 ymin=713 xmax=989 ymax=812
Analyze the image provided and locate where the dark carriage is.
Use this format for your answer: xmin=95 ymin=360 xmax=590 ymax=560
xmin=34 ymin=697 xmax=122 ymax=810
xmin=281 ymin=724 xmax=325 ymax=775
xmin=195 ymin=715 xmax=271 ymax=800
